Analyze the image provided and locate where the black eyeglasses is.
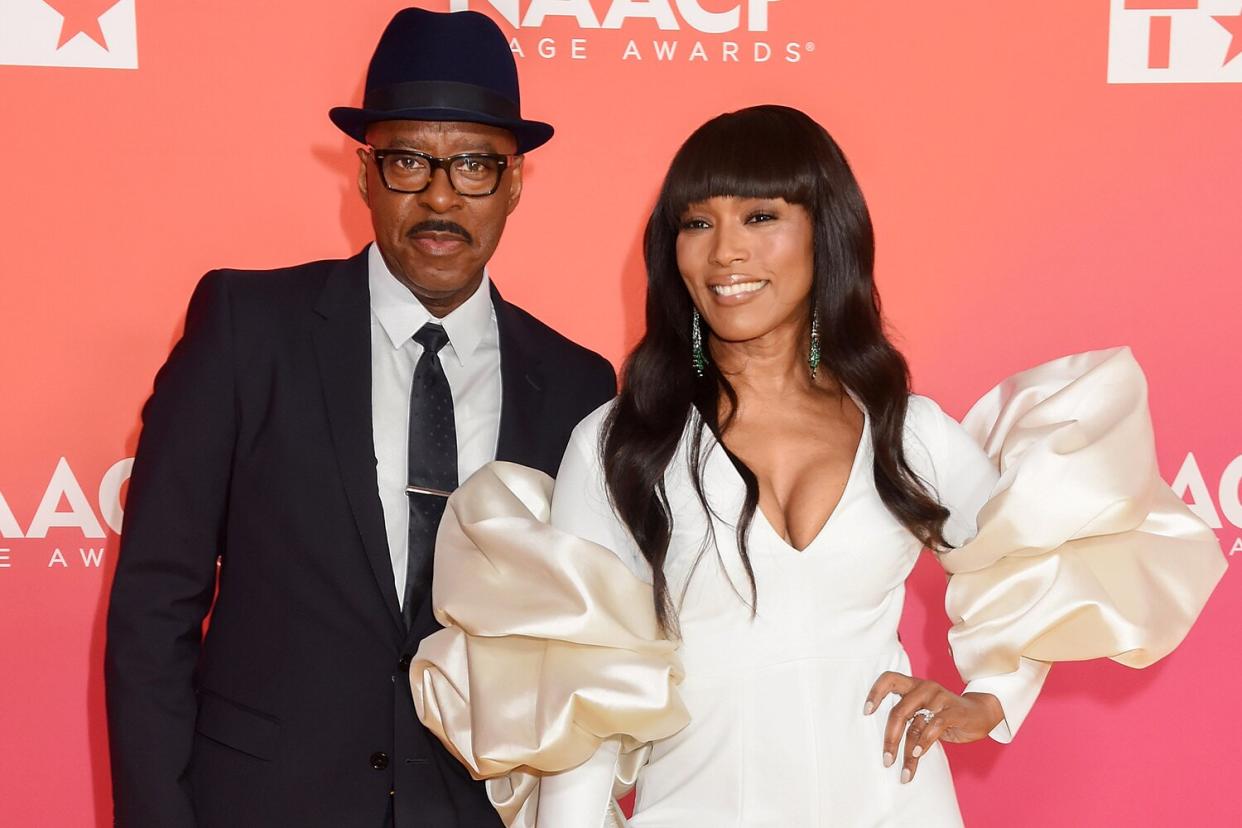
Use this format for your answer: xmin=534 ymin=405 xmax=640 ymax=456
xmin=366 ymin=147 xmax=515 ymax=197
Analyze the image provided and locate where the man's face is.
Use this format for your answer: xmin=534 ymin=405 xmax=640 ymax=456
xmin=358 ymin=120 xmax=523 ymax=316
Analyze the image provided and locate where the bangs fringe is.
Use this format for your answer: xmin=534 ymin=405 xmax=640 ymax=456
xmin=659 ymin=105 xmax=825 ymax=220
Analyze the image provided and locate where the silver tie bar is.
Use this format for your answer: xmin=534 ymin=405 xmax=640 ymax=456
xmin=405 ymin=484 xmax=453 ymax=499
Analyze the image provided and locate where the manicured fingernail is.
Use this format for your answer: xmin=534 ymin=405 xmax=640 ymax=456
xmin=912 ymin=745 xmax=924 ymax=758
xmin=883 ymin=752 xmax=894 ymax=768
xmin=863 ymin=700 xmax=875 ymax=716
xmin=901 ymin=768 xmax=913 ymax=784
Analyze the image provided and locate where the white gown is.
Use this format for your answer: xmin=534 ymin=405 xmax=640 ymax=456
xmin=408 ymin=348 xmax=1225 ymax=828
xmin=537 ymin=395 xmax=1029 ymax=828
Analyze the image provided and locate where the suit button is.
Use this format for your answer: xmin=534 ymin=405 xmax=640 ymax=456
xmin=398 ymin=654 xmax=413 ymax=671
xmin=370 ymin=752 xmax=389 ymax=770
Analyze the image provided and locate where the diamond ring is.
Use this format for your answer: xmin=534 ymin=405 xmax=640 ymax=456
xmin=913 ymin=708 xmax=935 ymax=723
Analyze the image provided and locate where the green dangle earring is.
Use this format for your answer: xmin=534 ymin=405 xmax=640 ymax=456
xmin=692 ymin=309 xmax=708 ymax=378
xmin=808 ymin=312 xmax=821 ymax=379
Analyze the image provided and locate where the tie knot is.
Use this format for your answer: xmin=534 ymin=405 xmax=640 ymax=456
xmin=413 ymin=323 xmax=450 ymax=356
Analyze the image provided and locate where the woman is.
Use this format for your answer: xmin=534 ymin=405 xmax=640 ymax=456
xmin=410 ymin=106 xmax=1224 ymax=827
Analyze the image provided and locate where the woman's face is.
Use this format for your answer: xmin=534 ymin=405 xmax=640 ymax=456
xmin=676 ymin=196 xmax=815 ymax=344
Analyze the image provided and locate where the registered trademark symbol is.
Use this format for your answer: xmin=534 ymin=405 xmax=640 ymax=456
xmin=805 ymin=42 xmax=816 ymax=52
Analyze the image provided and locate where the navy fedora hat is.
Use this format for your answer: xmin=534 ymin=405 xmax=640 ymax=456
xmin=329 ymin=8 xmax=553 ymax=152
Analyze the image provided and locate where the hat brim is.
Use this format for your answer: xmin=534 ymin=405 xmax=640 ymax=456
xmin=329 ymin=105 xmax=554 ymax=153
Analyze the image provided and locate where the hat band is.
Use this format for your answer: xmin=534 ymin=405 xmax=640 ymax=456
xmin=363 ymin=80 xmax=521 ymax=121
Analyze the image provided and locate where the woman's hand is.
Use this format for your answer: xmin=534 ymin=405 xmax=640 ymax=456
xmin=863 ymin=672 xmax=1004 ymax=784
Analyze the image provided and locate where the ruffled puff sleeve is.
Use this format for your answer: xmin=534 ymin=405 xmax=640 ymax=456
xmin=408 ymin=460 xmax=690 ymax=828
xmin=937 ymin=347 xmax=1226 ymax=741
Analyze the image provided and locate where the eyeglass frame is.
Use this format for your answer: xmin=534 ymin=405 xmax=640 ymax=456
xmin=364 ymin=146 xmax=517 ymax=197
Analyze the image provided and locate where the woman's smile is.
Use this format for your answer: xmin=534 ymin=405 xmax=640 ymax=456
xmin=709 ymin=278 xmax=770 ymax=303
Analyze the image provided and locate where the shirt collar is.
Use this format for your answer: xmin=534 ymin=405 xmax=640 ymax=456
xmin=367 ymin=243 xmax=495 ymax=366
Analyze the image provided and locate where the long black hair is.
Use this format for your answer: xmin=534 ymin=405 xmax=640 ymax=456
xmin=601 ymin=105 xmax=951 ymax=635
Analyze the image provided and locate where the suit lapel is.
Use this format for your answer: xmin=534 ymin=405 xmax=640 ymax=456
xmin=311 ymin=252 xmax=405 ymax=635
xmin=492 ymin=284 xmax=546 ymax=467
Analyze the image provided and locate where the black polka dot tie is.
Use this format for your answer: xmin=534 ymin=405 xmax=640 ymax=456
xmin=404 ymin=322 xmax=457 ymax=631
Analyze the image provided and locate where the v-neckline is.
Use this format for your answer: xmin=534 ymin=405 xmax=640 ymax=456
xmin=707 ymin=403 xmax=870 ymax=555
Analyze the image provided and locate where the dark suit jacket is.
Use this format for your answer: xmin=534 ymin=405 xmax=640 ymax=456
xmin=105 ymin=250 xmax=616 ymax=827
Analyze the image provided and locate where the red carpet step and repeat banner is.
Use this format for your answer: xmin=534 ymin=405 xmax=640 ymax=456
xmin=1 ymin=2 xmax=1239 ymax=825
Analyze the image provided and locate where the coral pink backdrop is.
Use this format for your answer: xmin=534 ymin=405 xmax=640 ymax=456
xmin=1 ymin=1 xmax=1238 ymax=825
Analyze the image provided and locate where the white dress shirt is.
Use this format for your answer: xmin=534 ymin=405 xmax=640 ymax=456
xmin=368 ymin=243 xmax=502 ymax=606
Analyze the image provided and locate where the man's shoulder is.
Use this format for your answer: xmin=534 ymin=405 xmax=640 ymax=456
xmin=499 ymin=297 xmax=614 ymax=378
xmin=207 ymin=253 xmax=360 ymax=299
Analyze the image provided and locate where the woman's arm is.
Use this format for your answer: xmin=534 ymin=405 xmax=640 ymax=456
xmin=916 ymin=395 xmax=1050 ymax=743
xmin=536 ymin=738 xmax=623 ymax=828
xmin=537 ymin=407 xmax=649 ymax=826
xmin=863 ymin=396 xmax=1049 ymax=784
xmin=872 ymin=349 xmax=1226 ymax=785
xmin=549 ymin=405 xmax=649 ymax=581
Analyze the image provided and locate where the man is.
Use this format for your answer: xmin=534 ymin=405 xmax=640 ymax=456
xmin=105 ymin=9 xmax=615 ymax=827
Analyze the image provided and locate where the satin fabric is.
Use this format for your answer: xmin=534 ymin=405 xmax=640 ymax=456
xmin=409 ymin=462 xmax=689 ymax=828
xmin=942 ymin=347 xmax=1225 ymax=680
xmin=411 ymin=348 xmax=1224 ymax=827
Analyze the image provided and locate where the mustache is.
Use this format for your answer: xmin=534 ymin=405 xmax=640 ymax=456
xmin=408 ymin=220 xmax=473 ymax=245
